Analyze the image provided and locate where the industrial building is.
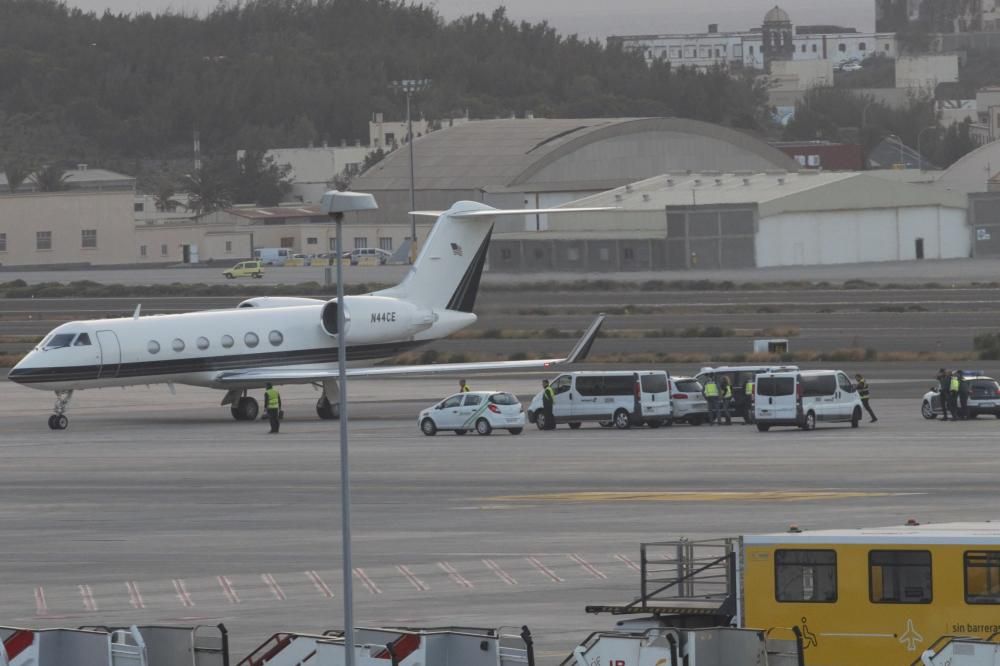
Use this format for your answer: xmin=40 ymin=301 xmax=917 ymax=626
xmin=489 ymin=171 xmax=970 ymax=272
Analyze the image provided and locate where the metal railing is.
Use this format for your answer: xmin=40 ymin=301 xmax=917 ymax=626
xmin=633 ymin=538 xmax=737 ymax=608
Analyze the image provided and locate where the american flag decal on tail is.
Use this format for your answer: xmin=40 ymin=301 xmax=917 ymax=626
xmin=450 ymin=242 xmax=463 ymax=256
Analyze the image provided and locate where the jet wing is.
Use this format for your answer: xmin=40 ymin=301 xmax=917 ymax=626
xmin=214 ymin=314 xmax=605 ymax=385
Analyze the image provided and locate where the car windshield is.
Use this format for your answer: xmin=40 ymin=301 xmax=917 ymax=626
xmin=43 ymin=333 xmax=77 ymax=349
xmin=490 ymin=393 xmax=519 ymax=405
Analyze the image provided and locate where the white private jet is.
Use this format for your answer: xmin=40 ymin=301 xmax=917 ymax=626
xmin=8 ymin=194 xmax=608 ymax=429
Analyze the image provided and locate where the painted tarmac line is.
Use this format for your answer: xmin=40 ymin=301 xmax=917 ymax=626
xmin=569 ymin=553 xmax=608 ymax=580
xmin=305 ymin=570 xmax=335 ymax=598
xmin=34 ymin=587 xmax=47 ymax=616
xmin=353 ymin=568 xmax=383 ymax=595
xmin=614 ymin=553 xmax=641 ymax=572
xmin=126 ymin=581 xmax=145 ymax=609
xmin=437 ymin=561 xmax=474 ymax=589
xmin=79 ymin=585 xmax=98 ymax=612
xmin=397 ymin=566 xmax=430 ymax=592
xmin=262 ymin=573 xmax=286 ymax=601
xmin=526 ymin=557 xmax=564 ymax=583
xmin=172 ymin=579 xmax=195 ymax=608
xmin=483 ymin=559 xmax=518 ymax=585
xmin=218 ymin=576 xmax=241 ymax=604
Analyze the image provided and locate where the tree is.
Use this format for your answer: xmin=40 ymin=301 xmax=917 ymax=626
xmin=32 ymin=164 xmax=69 ymax=192
xmin=3 ymin=162 xmax=32 ymax=193
xmin=232 ymin=150 xmax=292 ymax=206
xmin=184 ymin=161 xmax=232 ymax=214
xmin=152 ymin=176 xmax=184 ymax=211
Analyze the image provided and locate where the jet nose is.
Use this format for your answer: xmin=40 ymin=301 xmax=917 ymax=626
xmin=7 ymin=351 xmax=34 ymax=385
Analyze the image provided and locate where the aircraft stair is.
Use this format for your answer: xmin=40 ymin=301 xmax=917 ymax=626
xmin=915 ymin=632 xmax=1000 ymax=665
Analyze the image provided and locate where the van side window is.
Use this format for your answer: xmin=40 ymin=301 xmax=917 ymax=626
xmin=965 ymin=551 xmax=1000 ymax=604
xmin=801 ymin=374 xmax=837 ymax=397
xmin=758 ymin=377 xmax=794 ymax=396
xmin=641 ymin=374 xmax=668 ymax=394
xmin=603 ymin=375 xmax=634 ymax=396
xmin=552 ymin=376 xmax=572 ymax=394
xmin=775 ymin=550 xmax=837 ymax=602
xmin=869 ymin=550 xmax=932 ymax=603
xmin=575 ymin=376 xmax=602 ymax=396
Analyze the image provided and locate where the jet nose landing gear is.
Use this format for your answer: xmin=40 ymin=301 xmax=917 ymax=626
xmin=48 ymin=390 xmax=74 ymax=430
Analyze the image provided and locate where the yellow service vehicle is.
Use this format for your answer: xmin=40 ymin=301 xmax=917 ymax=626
xmin=588 ymin=522 xmax=1000 ymax=666
xmin=222 ymin=260 xmax=264 ymax=279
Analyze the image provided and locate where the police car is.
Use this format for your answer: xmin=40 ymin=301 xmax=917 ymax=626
xmin=922 ymin=372 xmax=1000 ymax=419
xmin=418 ymin=390 xmax=525 ymax=436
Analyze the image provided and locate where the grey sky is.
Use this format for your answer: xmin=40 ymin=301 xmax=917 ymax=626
xmin=66 ymin=0 xmax=875 ymax=39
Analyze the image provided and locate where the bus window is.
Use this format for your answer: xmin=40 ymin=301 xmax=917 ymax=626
xmin=965 ymin=551 xmax=1000 ymax=604
xmin=869 ymin=550 xmax=932 ymax=603
xmin=775 ymin=550 xmax=837 ymax=602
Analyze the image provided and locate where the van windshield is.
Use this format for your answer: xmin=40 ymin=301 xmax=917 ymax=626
xmin=641 ymin=374 xmax=668 ymax=394
xmin=757 ymin=376 xmax=795 ymax=397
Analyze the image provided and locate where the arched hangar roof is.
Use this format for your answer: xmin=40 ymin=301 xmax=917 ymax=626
xmin=352 ymin=117 xmax=799 ymax=194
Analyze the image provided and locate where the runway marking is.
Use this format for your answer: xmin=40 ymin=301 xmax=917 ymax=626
xmin=489 ymin=491 xmax=917 ymax=503
xmin=126 ymin=581 xmax=145 ymax=609
xmin=172 ymin=579 xmax=195 ymax=608
xmin=397 ymin=565 xmax=430 ymax=591
xmin=570 ymin=553 xmax=607 ymax=579
xmin=79 ymin=584 xmax=98 ymax=612
xmin=353 ymin=568 xmax=382 ymax=595
xmin=526 ymin=557 xmax=563 ymax=583
xmin=34 ymin=587 xmax=47 ymax=616
xmin=483 ymin=559 xmax=517 ymax=585
xmin=615 ymin=553 xmax=641 ymax=572
xmin=437 ymin=561 xmax=474 ymax=589
xmin=305 ymin=571 xmax=335 ymax=598
xmin=218 ymin=576 xmax=241 ymax=604
xmin=262 ymin=573 xmax=286 ymax=601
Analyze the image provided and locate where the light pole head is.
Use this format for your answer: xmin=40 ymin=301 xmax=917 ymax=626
xmin=320 ymin=190 xmax=378 ymax=218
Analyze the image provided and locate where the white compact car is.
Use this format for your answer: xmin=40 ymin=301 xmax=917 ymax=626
xmin=754 ymin=369 xmax=863 ymax=431
xmin=418 ymin=391 xmax=525 ymax=436
xmin=668 ymin=376 xmax=709 ymax=425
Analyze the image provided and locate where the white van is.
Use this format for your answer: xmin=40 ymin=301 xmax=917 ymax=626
xmin=527 ymin=371 xmax=671 ymax=430
xmin=254 ymin=248 xmax=291 ymax=266
xmin=696 ymin=365 xmax=799 ymax=424
xmin=753 ymin=370 xmax=863 ymax=432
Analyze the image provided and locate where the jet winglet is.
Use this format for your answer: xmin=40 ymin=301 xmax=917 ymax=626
xmin=562 ymin=313 xmax=605 ymax=365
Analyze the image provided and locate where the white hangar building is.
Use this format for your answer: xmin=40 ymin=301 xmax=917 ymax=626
xmin=489 ymin=171 xmax=970 ymax=272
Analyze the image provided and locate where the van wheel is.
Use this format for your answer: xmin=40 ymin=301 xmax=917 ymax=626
xmin=568 ymin=422 xmax=582 ymax=430
xmin=535 ymin=413 xmax=549 ymax=430
xmin=613 ymin=409 xmax=631 ymax=430
xmin=420 ymin=418 xmax=437 ymax=436
xmin=921 ymin=401 xmax=937 ymax=419
xmin=475 ymin=418 xmax=492 ymax=436
xmin=756 ymin=423 xmax=770 ymax=432
xmin=801 ymin=411 xmax=816 ymax=431
xmin=851 ymin=407 xmax=862 ymax=428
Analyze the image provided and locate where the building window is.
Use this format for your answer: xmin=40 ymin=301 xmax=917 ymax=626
xmin=775 ymin=550 xmax=837 ymax=602
xmin=812 ymin=44 xmax=818 ymax=52
xmin=870 ymin=550 xmax=932 ymax=603
xmin=269 ymin=330 xmax=284 ymax=346
xmin=801 ymin=44 xmax=806 ymax=52
xmin=354 ymin=237 xmax=368 ymax=249
xmin=623 ymin=247 xmax=635 ymax=260
xmin=196 ymin=336 xmax=210 ymax=350
xmin=140 ymin=245 xmax=147 ymax=257
xmin=567 ymin=247 xmax=580 ymax=261
xmin=884 ymin=43 xmax=891 ymax=51
xmin=81 ymin=229 xmax=97 ymax=248
xmin=221 ymin=335 xmax=234 ymax=349
xmin=280 ymin=237 xmax=295 ymax=248
xmin=599 ymin=247 xmax=610 ymax=262
xmin=669 ymin=46 xmax=682 ymax=59
xmin=307 ymin=237 xmax=318 ymax=245
xmin=0 ymin=233 xmax=6 ymax=252
xmin=172 ymin=338 xmax=185 ymax=352
xmin=36 ymin=231 xmax=52 ymax=251
xmin=134 ymin=202 xmax=144 ymax=212
xmin=147 ymin=340 xmax=160 ymax=354
xmin=684 ymin=45 xmax=696 ymax=58
xmin=748 ymin=45 xmax=754 ymax=55
xmin=859 ymin=42 xmax=867 ymax=51
xmin=698 ymin=46 xmax=710 ymax=58
xmin=384 ymin=132 xmax=395 ymax=145
xmin=839 ymin=43 xmax=847 ymax=52
xmin=379 ymin=237 xmax=393 ymax=251
xmin=965 ymin=551 xmax=1000 ymax=604
xmin=161 ymin=244 xmax=168 ymax=256
xmin=225 ymin=241 xmax=232 ymax=252
xmin=244 ymin=332 xmax=259 ymax=348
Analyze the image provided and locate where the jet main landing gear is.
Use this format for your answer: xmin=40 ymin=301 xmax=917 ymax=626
xmin=48 ymin=390 xmax=73 ymax=430
xmin=316 ymin=396 xmax=340 ymax=420
xmin=231 ymin=393 xmax=259 ymax=421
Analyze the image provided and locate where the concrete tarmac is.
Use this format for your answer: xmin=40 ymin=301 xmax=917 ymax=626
xmin=1 ymin=376 xmax=998 ymax=659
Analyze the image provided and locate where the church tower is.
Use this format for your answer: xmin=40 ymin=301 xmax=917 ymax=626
xmin=762 ymin=5 xmax=795 ymax=71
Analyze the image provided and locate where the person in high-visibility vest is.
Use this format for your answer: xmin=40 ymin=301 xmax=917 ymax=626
xmin=719 ymin=376 xmax=733 ymax=426
xmin=265 ymin=383 xmax=282 ymax=434
xmin=459 ymin=379 xmax=470 ymax=393
xmin=541 ymin=379 xmax=556 ymax=430
xmin=949 ymin=371 xmax=961 ymax=420
xmin=744 ymin=378 xmax=755 ymax=424
xmin=703 ymin=375 xmax=721 ymax=426
xmin=854 ymin=373 xmax=877 ymax=423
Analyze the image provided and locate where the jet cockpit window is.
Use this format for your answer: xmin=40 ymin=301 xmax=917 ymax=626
xmin=43 ymin=333 xmax=76 ymax=349
xmin=73 ymin=333 xmax=92 ymax=346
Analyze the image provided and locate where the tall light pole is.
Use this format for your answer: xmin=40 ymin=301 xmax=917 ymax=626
xmin=320 ymin=189 xmax=378 ymax=666
xmin=918 ymin=125 xmax=939 ymax=172
xmin=392 ymin=79 xmax=431 ymax=263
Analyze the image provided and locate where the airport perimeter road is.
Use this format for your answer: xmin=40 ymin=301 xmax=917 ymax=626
xmin=2 ymin=378 xmax=999 ymax=659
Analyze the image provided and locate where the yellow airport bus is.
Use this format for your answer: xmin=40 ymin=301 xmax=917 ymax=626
xmin=588 ymin=522 xmax=1000 ymax=666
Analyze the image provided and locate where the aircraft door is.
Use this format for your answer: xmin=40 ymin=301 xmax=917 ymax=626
xmin=96 ymin=330 xmax=122 ymax=379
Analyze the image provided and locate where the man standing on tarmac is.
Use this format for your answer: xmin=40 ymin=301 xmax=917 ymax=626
xmin=541 ymin=379 xmax=556 ymax=430
xmin=854 ymin=373 xmax=877 ymax=423
xmin=719 ymin=376 xmax=733 ymax=426
xmin=949 ymin=371 xmax=962 ymax=420
xmin=704 ymin=375 xmax=721 ymax=425
xmin=265 ymin=383 xmax=282 ymax=434
xmin=459 ymin=379 xmax=470 ymax=393
xmin=744 ymin=376 xmax=755 ymax=425
xmin=937 ymin=368 xmax=952 ymax=421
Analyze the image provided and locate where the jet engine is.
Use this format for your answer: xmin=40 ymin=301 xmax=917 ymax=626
xmin=320 ymin=296 xmax=434 ymax=342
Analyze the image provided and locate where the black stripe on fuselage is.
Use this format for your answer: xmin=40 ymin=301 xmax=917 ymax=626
xmin=7 ymin=340 xmax=428 ymax=385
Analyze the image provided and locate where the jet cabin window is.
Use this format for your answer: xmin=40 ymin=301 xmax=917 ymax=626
xmin=73 ymin=333 xmax=91 ymax=346
xmin=965 ymin=551 xmax=1000 ymax=604
xmin=43 ymin=333 xmax=76 ymax=349
xmin=870 ymin=550 xmax=932 ymax=603
xmin=775 ymin=550 xmax=837 ymax=602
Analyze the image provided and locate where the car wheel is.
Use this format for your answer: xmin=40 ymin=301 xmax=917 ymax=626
xmin=921 ymin=401 xmax=937 ymax=420
xmin=801 ymin=411 xmax=816 ymax=431
xmin=568 ymin=422 xmax=582 ymax=430
xmin=475 ymin=418 xmax=492 ymax=436
xmin=613 ymin=409 xmax=631 ymax=430
xmin=454 ymin=429 xmax=467 ymax=436
xmin=224 ymin=273 xmax=233 ymax=279
xmin=756 ymin=423 xmax=771 ymax=432
xmin=851 ymin=407 xmax=861 ymax=428
xmin=420 ymin=418 xmax=437 ymax=436
xmin=646 ymin=420 xmax=662 ymax=429
xmin=508 ymin=428 xmax=523 ymax=435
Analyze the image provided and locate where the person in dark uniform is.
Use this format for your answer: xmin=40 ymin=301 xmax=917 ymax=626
xmin=265 ymin=383 xmax=282 ymax=434
xmin=958 ymin=370 xmax=970 ymax=420
xmin=937 ymin=368 xmax=952 ymax=421
xmin=854 ymin=373 xmax=877 ymax=423
xmin=541 ymin=379 xmax=556 ymax=430
xmin=949 ymin=371 xmax=961 ymax=421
